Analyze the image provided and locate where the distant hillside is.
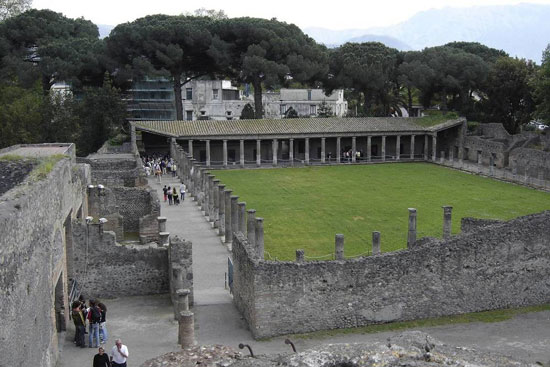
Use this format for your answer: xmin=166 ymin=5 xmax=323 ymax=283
xmin=347 ymin=34 xmax=411 ymax=51
xmin=305 ymin=3 xmax=550 ymax=63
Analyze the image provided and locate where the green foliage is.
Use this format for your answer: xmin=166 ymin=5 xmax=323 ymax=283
xmin=317 ymin=100 xmax=333 ymax=117
xmin=532 ymin=44 xmax=550 ymax=124
xmin=29 ymin=154 xmax=66 ymax=181
xmin=0 ymin=0 xmax=31 ymax=21
xmin=213 ymin=164 xmax=550 ymax=260
xmin=414 ymin=112 xmax=460 ymax=127
xmin=240 ymin=103 xmax=255 ymax=119
xmin=284 ymin=106 xmax=298 ymax=118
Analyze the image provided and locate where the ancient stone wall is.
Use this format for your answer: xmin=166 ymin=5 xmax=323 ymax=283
xmin=477 ymin=123 xmax=511 ymax=140
xmin=509 ymin=147 xmax=550 ymax=180
xmin=77 ymin=155 xmax=146 ymax=187
xmin=0 ymin=156 xmax=90 ymax=367
xmin=110 ymin=186 xmax=159 ymax=233
xmin=463 ymin=136 xmax=507 ymax=167
xmin=72 ymin=223 xmax=169 ymax=298
xmin=231 ymin=212 xmax=550 ymax=338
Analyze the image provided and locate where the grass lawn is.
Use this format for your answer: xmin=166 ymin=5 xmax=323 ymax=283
xmin=212 ymin=163 xmax=550 ymax=261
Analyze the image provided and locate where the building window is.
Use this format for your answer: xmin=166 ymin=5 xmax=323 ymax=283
xmin=200 ymin=111 xmax=206 ymax=116
xmin=226 ymin=111 xmax=232 ymax=116
xmin=213 ymin=89 xmax=219 ymax=100
xmin=310 ymin=105 xmax=317 ymax=115
xmin=186 ymin=88 xmax=192 ymax=100
xmin=280 ymin=104 xmax=286 ymax=115
xmin=307 ymin=89 xmax=312 ymax=101
xmin=186 ymin=110 xmax=193 ymax=121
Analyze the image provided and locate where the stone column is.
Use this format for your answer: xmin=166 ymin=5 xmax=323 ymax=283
xmin=372 ymin=231 xmax=381 ymax=255
xmin=336 ymin=137 xmax=341 ymax=163
xmin=231 ymin=196 xmax=239 ymax=240
xmin=407 ymin=208 xmax=417 ymax=248
xmin=410 ymin=135 xmax=415 ymax=160
xmin=212 ymin=179 xmax=220 ymax=227
xmin=321 ymin=138 xmax=326 ymax=163
xmin=367 ymin=136 xmax=372 ymax=162
xmin=255 ymin=217 xmax=264 ymax=260
xmin=160 ymin=232 xmax=170 ymax=246
xmin=256 ymin=139 xmax=261 ymax=167
xmin=432 ymin=135 xmax=437 ymax=161
xmin=442 ymin=206 xmax=452 ymax=240
xmin=247 ymin=209 xmax=256 ymax=246
xmin=238 ymin=202 xmax=246 ymax=234
xmin=449 ymin=148 xmax=454 ymax=162
xmin=206 ymin=140 xmax=211 ymax=167
xmin=335 ymin=234 xmax=345 ymax=260
xmin=178 ymin=310 xmax=194 ymax=348
xmin=218 ymin=184 xmax=226 ymax=236
xmin=188 ymin=140 xmax=194 ymax=157
xmin=207 ymin=175 xmax=215 ymax=221
xmin=289 ymin=138 xmax=294 ymax=166
xmin=296 ymin=249 xmax=305 ymax=263
xmin=305 ymin=138 xmax=310 ymax=165
xmin=240 ymin=139 xmax=245 ymax=168
xmin=424 ymin=135 xmax=429 ymax=160
xmin=458 ymin=119 xmax=466 ymax=162
xmin=489 ymin=155 xmax=494 ymax=175
xmin=396 ymin=135 xmax=401 ymax=160
xmin=176 ymin=288 xmax=190 ymax=314
xmin=381 ymin=136 xmax=386 ymax=162
xmin=223 ymin=140 xmax=228 ymax=168
xmin=224 ymin=189 xmax=232 ymax=243
xmin=272 ymin=139 xmax=278 ymax=166
xmin=351 ymin=137 xmax=357 ymax=163
xmin=158 ymin=216 xmax=167 ymax=233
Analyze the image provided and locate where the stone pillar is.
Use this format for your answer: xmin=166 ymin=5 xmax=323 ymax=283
xmin=272 ymin=139 xmax=278 ymax=166
xmin=158 ymin=216 xmax=167 ymax=233
xmin=410 ymin=135 xmax=415 ymax=160
xmin=396 ymin=135 xmax=401 ymax=160
xmin=289 ymin=138 xmax=294 ymax=166
xmin=296 ymin=249 xmax=305 ymax=263
xmin=176 ymin=288 xmax=190 ymax=313
xmin=305 ymin=138 xmax=310 ymax=165
xmin=255 ymin=217 xmax=264 ymax=260
xmin=321 ymin=138 xmax=326 ymax=163
xmin=223 ymin=140 xmax=228 ymax=168
xmin=247 ymin=209 xmax=256 ymax=246
xmin=256 ymin=139 xmax=261 ymax=167
xmin=381 ymin=136 xmax=386 ymax=162
xmin=240 ymin=139 xmax=245 ymax=168
xmin=367 ymin=136 xmax=372 ymax=162
xmin=218 ymin=184 xmax=226 ymax=236
xmin=178 ymin=310 xmax=195 ymax=348
xmin=160 ymin=232 xmax=170 ymax=246
xmin=432 ymin=135 xmax=437 ymax=161
xmin=440 ymin=150 xmax=445 ymax=163
xmin=336 ymin=137 xmax=341 ymax=163
xmin=238 ymin=202 xmax=246 ymax=234
xmin=224 ymin=189 xmax=232 ymax=243
xmin=188 ymin=140 xmax=193 ymax=157
xmin=372 ymin=231 xmax=381 ymax=255
xmin=424 ymin=135 xmax=429 ymax=160
xmin=351 ymin=137 xmax=357 ymax=163
xmin=231 ymin=196 xmax=239 ymax=241
xmin=458 ymin=119 xmax=466 ymax=162
xmin=212 ymin=179 xmax=220 ymax=227
xmin=335 ymin=234 xmax=344 ymax=260
xmin=442 ymin=206 xmax=452 ymax=240
xmin=449 ymin=147 xmax=454 ymax=162
xmin=407 ymin=208 xmax=417 ymax=248
xmin=206 ymin=140 xmax=211 ymax=167
xmin=489 ymin=155 xmax=494 ymax=176
xmin=207 ymin=175 xmax=215 ymax=221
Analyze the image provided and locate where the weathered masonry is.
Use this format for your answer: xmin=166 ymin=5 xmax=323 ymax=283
xmin=132 ymin=117 xmax=466 ymax=166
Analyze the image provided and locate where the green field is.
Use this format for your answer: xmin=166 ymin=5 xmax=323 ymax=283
xmin=213 ymin=163 xmax=550 ymax=261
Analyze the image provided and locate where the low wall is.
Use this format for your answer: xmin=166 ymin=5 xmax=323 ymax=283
xmin=111 ymin=186 xmax=160 ymax=233
xmin=72 ymin=223 xmax=169 ymax=298
xmin=509 ymin=147 xmax=550 ymax=180
xmin=232 ymin=211 xmax=550 ymax=338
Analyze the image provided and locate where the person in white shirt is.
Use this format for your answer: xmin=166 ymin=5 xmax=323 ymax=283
xmin=110 ymin=339 xmax=129 ymax=367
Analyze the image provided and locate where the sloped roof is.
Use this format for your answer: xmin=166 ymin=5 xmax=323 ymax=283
xmin=132 ymin=117 xmax=464 ymax=139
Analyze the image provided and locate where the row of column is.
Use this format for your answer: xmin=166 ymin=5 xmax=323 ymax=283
xmin=185 ymin=134 xmax=440 ymax=167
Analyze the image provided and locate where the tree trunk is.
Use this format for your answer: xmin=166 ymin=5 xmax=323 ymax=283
xmin=407 ymin=87 xmax=413 ymax=116
xmin=363 ymin=92 xmax=370 ymax=116
xmin=253 ymin=77 xmax=263 ymax=119
xmin=441 ymin=88 xmax=448 ymax=114
xmin=42 ymin=75 xmax=53 ymax=96
xmin=173 ymin=74 xmax=183 ymax=121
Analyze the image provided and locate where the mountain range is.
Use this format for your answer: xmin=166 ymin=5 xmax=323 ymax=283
xmin=304 ymin=3 xmax=550 ymax=63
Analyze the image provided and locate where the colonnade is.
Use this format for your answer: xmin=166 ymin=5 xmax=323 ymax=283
xmin=183 ymin=134 xmax=445 ymax=168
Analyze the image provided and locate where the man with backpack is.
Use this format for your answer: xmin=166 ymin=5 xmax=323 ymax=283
xmin=87 ymin=299 xmax=102 ymax=348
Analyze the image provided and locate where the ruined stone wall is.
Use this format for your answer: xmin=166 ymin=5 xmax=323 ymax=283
xmin=463 ymin=136 xmax=507 ymax=167
xmin=0 ymin=157 xmax=90 ymax=367
xmin=110 ymin=186 xmax=159 ymax=233
xmin=478 ymin=123 xmax=511 ymax=140
xmin=72 ymin=223 xmax=169 ymax=298
xmin=509 ymin=147 xmax=550 ymax=180
xmin=77 ymin=156 xmax=145 ymax=187
xmin=232 ymin=212 xmax=550 ymax=338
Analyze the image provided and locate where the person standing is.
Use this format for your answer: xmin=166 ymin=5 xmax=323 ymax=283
xmin=93 ymin=347 xmax=111 ymax=367
xmin=167 ymin=186 xmax=173 ymax=205
xmin=71 ymin=301 xmax=86 ymax=348
xmin=110 ymin=339 xmax=129 ymax=367
xmin=87 ymin=299 xmax=102 ymax=348
xmin=180 ymin=184 xmax=185 ymax=201
xmin=162 ymin=185 xmax=168 ymax=202
xmin=97 ymin=301 xmax=108 ymax=344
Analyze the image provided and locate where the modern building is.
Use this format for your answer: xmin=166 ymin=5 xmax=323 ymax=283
xmin=126 ymin=78 xmax=176 ymax=121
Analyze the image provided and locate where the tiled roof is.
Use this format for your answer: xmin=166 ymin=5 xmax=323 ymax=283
xmin=132 ymin=117 xmax=464 ymax=138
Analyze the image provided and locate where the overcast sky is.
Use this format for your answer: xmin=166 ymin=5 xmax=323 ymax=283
xmin=33 ymin=0 xmax=550 ymax=29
